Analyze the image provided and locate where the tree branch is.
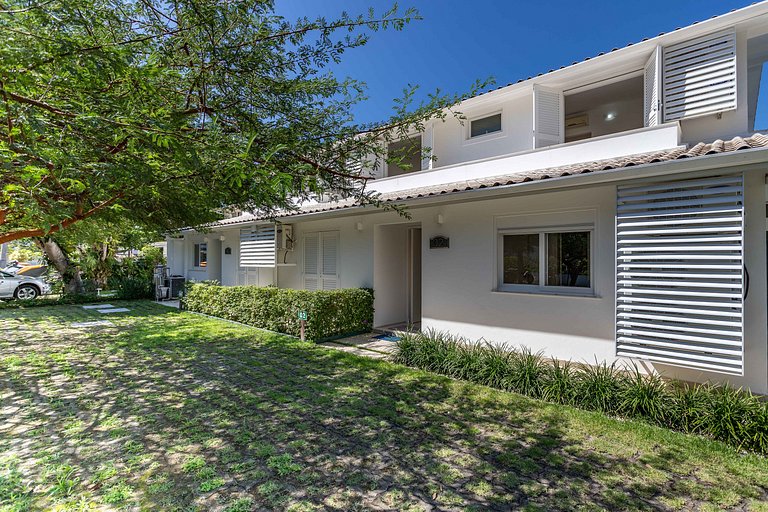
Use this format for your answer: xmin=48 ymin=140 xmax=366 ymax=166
xmin=0 ymin=88 xmax=76 ymax=117
xmin=0 ymin=193 xmax=123 ymax=244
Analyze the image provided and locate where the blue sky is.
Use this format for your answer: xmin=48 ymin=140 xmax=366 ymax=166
xmin=275 ymin=0 xmax=756 ymax=125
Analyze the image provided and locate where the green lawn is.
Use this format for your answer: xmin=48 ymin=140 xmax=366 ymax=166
xmin=1 ymin=302 xmax=767 ymax=511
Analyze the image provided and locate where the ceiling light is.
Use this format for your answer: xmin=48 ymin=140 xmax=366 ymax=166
xmin=604 ymin=112 xmax=617 ymax=121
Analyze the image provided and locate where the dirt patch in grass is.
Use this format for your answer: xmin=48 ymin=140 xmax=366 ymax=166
xmin=1 ymin=301 xmax=767 ymax=511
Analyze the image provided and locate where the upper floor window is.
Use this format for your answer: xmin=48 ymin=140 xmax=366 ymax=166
xmin=470 ymin=113 xmax=502 ymax=138
xmin=387 ymin=136 xmax=422 ymax=177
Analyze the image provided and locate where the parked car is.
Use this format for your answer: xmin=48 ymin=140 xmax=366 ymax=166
xmin=0 ymin=270 xmax=51 ymax=300
xmin=5 ymin=263 xmax=48 ymax=278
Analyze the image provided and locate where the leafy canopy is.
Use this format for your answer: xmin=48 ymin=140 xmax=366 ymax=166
xmin=0 ymin=0 xmax=486 ymax=244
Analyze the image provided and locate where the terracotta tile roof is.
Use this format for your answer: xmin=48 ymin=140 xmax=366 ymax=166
xmin=209 ymin=133 xmax=768 ymax=227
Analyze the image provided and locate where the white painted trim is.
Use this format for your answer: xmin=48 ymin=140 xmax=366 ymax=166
xmin=495 ymin=220 xmax=596 ymax=297
xmin=464 ymin=110 xmax=504 ymax=143
xmin=371 ymin=122 xmax=681 ymax=194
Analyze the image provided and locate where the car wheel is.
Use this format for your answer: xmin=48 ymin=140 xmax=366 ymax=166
xmin=15 ymin=285 xmax=39 ymax=300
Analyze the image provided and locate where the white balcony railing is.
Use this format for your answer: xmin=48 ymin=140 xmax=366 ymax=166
xmin=370 ymin=123 xmax=682 ymax=195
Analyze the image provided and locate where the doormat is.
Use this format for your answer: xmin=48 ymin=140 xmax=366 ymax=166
xmin=374 ymin=334 xmax=401 ymax=342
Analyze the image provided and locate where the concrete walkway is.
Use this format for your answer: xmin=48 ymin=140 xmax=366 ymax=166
xmin=321 ymin=332 xmax=400 ymax=360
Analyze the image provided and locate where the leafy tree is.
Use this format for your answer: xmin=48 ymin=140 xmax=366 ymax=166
xmin=1 ymin=0 xmax=484 ymax=262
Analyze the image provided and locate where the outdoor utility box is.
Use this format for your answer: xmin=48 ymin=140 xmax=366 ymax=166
xmin=168 ymin=276 xmax=186 ymax=298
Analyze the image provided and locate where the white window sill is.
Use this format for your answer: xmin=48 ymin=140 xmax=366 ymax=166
xmin=491 ymin=289 xmax=601 ymax=299
xmin=464 ymin=130 xmax=506 ymax=146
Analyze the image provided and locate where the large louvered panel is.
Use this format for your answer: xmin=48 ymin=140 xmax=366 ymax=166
xmin=240 ymin=225 xmax=275 ymax=268
xmin=662 ymin=29 xmax=737 ymax=121
xmin=616 ymin=174 xmax=744 ymax=375
xmin=533 ymin=84 xmax=563 ymax=148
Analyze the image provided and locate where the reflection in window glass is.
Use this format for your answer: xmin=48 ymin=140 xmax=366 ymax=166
xmin=503 ymin=234 xmax=539 ymax=285
xmin=546 ymin=232 xmax=590 ymax=287
xmin=194 ymin=243 xmax=208 ymax=268
xmin=471 ymin=113 xmax=502 ymax=138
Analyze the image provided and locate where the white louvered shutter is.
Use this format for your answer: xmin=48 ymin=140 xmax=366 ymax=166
xmin=616 ymin=174 xmax=745 ymax=375
xmin=303 ymin=233 xmax=320 ymax=290
xmin=240 ymin=225 xmax=276 ymax=267
xmin=662 ymin=29 xmax=737 ymax=122
xmin=320 ymin=232 xmax=339 ymax=290
xmin=644 ymin=46 xmax=662 ymax=127
xmin=533 ymin=84 xmax=564 ymax=148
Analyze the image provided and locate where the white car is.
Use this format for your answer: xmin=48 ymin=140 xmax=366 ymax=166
xmin=0 ymin=270 xmax=51 ymax=300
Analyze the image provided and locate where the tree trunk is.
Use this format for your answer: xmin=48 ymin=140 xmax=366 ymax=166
xmin=35 ymin=237 xmax=83 ymax=295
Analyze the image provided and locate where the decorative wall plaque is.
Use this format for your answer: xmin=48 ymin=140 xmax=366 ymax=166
xmin=224 ymin=247 xmax=232 ymax=255
xmin=429 ymin=236 xmax=449 ymax=249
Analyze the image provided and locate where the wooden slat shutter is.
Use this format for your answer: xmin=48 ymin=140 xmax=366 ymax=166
xmin=533 ymin=84 xmax=564 ymax=148
xmin=644 ymin=46 xmax=662 ymax=127
xmin=303 ymin=231 xmax=339 ymax=290
xmin=240 ymin=225 xmax=275 ymax=267
xmin=616 ymin=174 xmax=744 ymax=375
xmin=303 ymin=232 xmax=320 ymax=290
xmin=320 ymin=232 xmax=339 ymax=290
xmin=662 ymin=29 xmax=737 ymax=122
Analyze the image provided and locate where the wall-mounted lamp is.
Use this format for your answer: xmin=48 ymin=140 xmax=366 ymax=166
xmin=436 ymin=214 xmax=445 ymax=225
xmin=355 ymin=221 xmax=364 ymax=232
xmin=218 ymin=235 xmax=226 ymax=242
xmin=203 ymin=237 xmax=209 ymax=243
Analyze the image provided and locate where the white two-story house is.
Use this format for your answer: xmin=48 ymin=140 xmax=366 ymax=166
xmin=169 ymin=2 xmax=768 ymax=393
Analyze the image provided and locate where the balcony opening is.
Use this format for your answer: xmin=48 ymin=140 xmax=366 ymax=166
xmin=564 ymin=75 xmax=644 ymax=143
xmin=747 ymin=33 xmax=768 ymax=132
xmin=387 ymin=136 xmax=422 ymax=177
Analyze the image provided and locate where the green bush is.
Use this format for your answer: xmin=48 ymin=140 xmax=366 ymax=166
xmin=393 ymin=330 xmax=768 ymax=455
xmin=181 ymin=283 xmax=374 ymax=341
xmin=0 ymin=294 xmax=116 ymax=309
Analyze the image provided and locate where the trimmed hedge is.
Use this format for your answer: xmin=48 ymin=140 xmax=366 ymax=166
xmin=181 ymin=283 xmax=374 ymax=341
xmin=394 ymin=329 xmax=768 ymax=455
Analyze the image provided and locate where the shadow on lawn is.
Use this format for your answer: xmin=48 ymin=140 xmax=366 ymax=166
xmin=0 ymin=303 xmax=748 ymax=511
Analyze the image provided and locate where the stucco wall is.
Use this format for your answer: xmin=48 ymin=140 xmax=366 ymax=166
xmin=430 ymin=94 xmax=533 ymax=169
xmin=417 ymin=187 xmax=617 ymax=363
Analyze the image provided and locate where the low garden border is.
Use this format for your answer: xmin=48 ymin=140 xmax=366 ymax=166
xmin=393 ymin=329 xmax=768 ymax=455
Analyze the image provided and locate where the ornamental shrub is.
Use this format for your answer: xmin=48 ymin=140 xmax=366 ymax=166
xmin=393 ymin=330 xmax=768 ymax=455
xmin=181 ymin=283 xmax=374 ymax=341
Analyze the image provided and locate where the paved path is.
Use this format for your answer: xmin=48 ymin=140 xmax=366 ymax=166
xmin=321 ymin=332 xmax=399 ymax=360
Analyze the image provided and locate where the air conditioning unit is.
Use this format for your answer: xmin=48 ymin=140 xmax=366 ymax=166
xmin=276 ymin=224 xmax=294 ymax=251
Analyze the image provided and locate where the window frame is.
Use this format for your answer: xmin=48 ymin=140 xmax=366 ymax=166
xmin=496 ymin=225 xmax=594 ymax=296
xmin=466 ymin=110 xmax=504 ymax=142
xmin=193 ymin=242 xmax=208 ymax=268
xmin=385 ymin=134 xmax=423 ymax=177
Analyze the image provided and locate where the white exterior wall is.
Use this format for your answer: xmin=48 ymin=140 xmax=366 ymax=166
xmin=431 ymin=94 xmax=533 ymax=168
xmin=419 ymin=187 xmax=617 ymax=363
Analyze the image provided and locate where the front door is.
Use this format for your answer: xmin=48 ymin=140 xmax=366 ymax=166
xmin=407 ymin=227 xmax=422 ymax=326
